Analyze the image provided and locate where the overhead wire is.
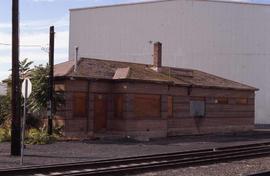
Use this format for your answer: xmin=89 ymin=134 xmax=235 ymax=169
xmin=0 ymin=42 xmax=44 ymax=48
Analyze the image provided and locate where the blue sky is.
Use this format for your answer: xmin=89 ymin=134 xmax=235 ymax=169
xmin=0 ymin=0 xmax=269 ymax=81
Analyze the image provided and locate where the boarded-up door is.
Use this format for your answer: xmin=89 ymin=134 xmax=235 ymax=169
xmin=94 ymin=94 xmax=107 ymax=132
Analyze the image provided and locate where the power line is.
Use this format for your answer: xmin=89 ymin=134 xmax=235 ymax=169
xmin=0 ymin=42 xmax=43 ymax=48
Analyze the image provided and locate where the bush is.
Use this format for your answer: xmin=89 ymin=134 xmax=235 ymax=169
xmin=0 ymin=127 xmax=11 ymax=142
xmin=26 ymin=113 xmax=41 ymax=129
xmin=26 ymin=128 xmax=58 ymax=145
xmin=53 ymin=125 xmax=64 ymax=137
xmin=0 ymin=95 xmax=10 ymax=126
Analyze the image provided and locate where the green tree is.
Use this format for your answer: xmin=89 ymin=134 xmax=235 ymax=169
xmin=2 ymin=59 xmax=64 ymax=130
xmin=28 ymin=64 xmax=65 ymax=117
xmin=28 ymin=64 xmax=49 ymax=114
xmin=19 ymin=58 xmax=33 ymax=75
xmin=1 ymin=58 xmax=33 ymax=126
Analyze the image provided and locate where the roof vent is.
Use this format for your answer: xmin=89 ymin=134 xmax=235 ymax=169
xmin=113 ymin=67 xmax=130 ymax=79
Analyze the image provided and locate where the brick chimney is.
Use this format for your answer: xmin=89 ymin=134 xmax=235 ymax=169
xmin=153 ymin=42 xmax=162 ymax=68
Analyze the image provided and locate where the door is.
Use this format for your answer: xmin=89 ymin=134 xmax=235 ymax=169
xmin=94 ymin=94 xmax=107 ymax=132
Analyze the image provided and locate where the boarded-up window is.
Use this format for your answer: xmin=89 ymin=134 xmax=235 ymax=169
xmin=214 ymin=97 xmax=228 ymax=104
xmin=190 ymin=101 xmax=205 ymax=117
xmin=236 ymin=98 xmax=248 ymax=105
xmin=114 ymin=94 xmax=124 ymax=119
xmin=168 ymin=96 xmax=173 ymax=118
xmin=73 ymin=92 xmax=87 ymax=117
xmin=134 ymin=94 xmax=161 ymax=118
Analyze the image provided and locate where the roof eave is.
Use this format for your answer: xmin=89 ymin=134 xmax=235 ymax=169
xmin=54 ymin=76 xmax=258 ymax=91
xmin=54 ymin=75 xmax=190 ymax=86
xmin=191 ymin=84 xmax=258 ymax=91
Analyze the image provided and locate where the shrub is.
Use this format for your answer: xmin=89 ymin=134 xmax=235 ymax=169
xmin=26 ymin=128 xmax=58 ymax=145
xmin=53 ymin=125 xmax=64 ymax=137
xmin=26 ymin=113 xmax=41 ymax=129
xmin=0 ymin=127 xmax=11 ymax=143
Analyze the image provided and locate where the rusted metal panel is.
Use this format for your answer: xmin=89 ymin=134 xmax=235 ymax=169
xmin=113 ymin=94 xmax=124 ymax=119
xmin=133 ymin=94 xmax=161 ymax=118
xmin=73 ymin=92 xmax=87 ymax=117
xmin=94 ymin=94 xmax=108 ymax=132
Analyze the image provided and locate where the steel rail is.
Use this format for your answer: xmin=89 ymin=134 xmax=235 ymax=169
xmin=1 ymin=142 xmax=270 ymax=176
xmin=56 ymin=147 xmax=270 ymax=176
xmin=246 ymin=171 xmax=270 ymax=176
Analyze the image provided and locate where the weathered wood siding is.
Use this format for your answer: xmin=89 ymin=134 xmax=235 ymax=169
xmin=168 ymin=88 xmax=254 ymax=136
xmin=54 ymin=79 xmax=255 ymax=138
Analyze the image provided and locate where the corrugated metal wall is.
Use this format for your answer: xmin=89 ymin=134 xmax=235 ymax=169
xmin=69 ymin=0 xmax=270 ymax=124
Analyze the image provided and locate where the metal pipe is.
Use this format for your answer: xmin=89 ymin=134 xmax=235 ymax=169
xmin=74 ymin=46 xmax=79 ymax=72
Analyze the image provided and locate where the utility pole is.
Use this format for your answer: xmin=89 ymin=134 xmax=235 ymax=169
xmin=47 ymin=26 xmax=55 ymax=135
xmin=11 ymin=0 xmax=21 ymax=156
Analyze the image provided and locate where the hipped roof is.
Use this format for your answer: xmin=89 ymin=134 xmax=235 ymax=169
xmin=54 ymin=58 xmax=257 ymax=91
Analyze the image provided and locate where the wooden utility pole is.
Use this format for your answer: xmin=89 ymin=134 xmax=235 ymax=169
xmin=47 ymin=26 xmax=55 ymax=135
xmin=11 ymin=0 xmax=21 ymax=156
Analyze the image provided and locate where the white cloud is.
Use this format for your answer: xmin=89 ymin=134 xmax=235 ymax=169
xmin=0 ymin=56 xmax=11 ymax=65
xmin=31 ymin=0 xmax=153 ymax=3
xmin=229 ymin=0 xmax=245 ymax=1
xmin=0 ymin=71 xmax=10 ymax=81
xmin=0 ymin=16 xmax=69 ymax=80
xmin=0 ymin=15 xmax=68 ymax=31
xmin=0 ymin=30 xmax=68 ymax=49
xmin=32 ymin=0 xmax=55 ymax=2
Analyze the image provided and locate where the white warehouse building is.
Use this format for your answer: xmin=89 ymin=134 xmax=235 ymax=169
xmin=69 ymin=0 xmax=270 ymax=125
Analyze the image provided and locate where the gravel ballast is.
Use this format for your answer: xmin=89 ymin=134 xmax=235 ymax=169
xmin=1 ymin=131 xmax=270 ymax=175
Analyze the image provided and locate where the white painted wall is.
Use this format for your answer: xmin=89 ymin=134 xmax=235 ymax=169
xmin=69 ymin=0 xmax=270 ymax=124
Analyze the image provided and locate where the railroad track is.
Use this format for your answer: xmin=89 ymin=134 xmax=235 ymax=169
xmin=247 ymin=170 xmax=270 ymax=176
xmin=1 ymin=142 xmax=270 ymax=176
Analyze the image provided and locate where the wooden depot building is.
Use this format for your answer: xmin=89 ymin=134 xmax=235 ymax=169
xmin=54 ymin=42 xmax=258 ymax=139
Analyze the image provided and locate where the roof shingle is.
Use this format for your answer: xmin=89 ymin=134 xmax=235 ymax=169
xmin=54 ymin=58 xmax=257 ymax=91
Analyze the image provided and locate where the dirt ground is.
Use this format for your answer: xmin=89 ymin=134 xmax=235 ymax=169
xmin=1 ymin=131 xmax=270 ymax=175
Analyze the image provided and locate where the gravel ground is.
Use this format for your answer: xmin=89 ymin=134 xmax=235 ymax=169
xmin=1 ymin=131 xmax=270 ymax=175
